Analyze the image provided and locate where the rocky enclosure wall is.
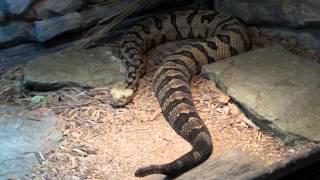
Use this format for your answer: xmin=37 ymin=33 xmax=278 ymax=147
xmin=0 ymin=0 xmax=319 ymax=53
xmin=214 ymin=0 xmax=320 ymax=52
xmin=0 ymin=0 xmax=196 ymax=49
xmin=0 ymin=0 xmax=89 ymax=48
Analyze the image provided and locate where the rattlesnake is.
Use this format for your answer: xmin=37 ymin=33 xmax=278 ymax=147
xmin=109 ymin=10 xmax=251 ymax=178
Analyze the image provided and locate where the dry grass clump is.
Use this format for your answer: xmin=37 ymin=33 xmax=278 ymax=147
xmin=71 ymin=0 xmax=146 ymax=49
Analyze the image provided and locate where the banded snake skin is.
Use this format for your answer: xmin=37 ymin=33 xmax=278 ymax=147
xmin=109 ymin=10 xmax=251 ymax=178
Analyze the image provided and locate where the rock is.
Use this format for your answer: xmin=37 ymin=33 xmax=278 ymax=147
xmin=0 ymin=106 xmax=63 ymax=179
xmin=214 ymin=0 xmax=296 ymax=26
xmin=0 ymin=43 xmax=51 ymax=68
xmin=0 ymin=40 xmax=74 ymax=68
xmin=215 ymin=0 xmax=320 ymax=27
xmin=176 ymin=150 xmax=265 ymax=180
xmin=214 ymin=0 xmax=320 ymax=28
xmin=33 ymin=0 xmax=85 ymax=19
xmin=23 ymin=46 xmax=125 ymax=90
xmin=0 ymin=21 xmax=31 ymax=48
xmin=247 ymin=145 xmax=320 ymax=180
xmin=80 ymin=6 xmax=106 ymax=27
xmin=301 ymin=0 xmax=320 ymax=27
xmin=31 ymin=12 xmax=83 ymax=42
xmin=260 ymin=27 xmax=320 ymax=52
xmin=86 ymin=0 xmax=107 ymax=4
xmin=0 ymin=43 xmax=44 ymax=62
xmin=204 ymin=45 xmax=320 ymax=143
xmin=0 ymin=9 xmax=5 ymax=22
xmin=80 ymin=0 xmax=132 ymax=28
xmin=2 ymin=0 xmax=36 ymax=15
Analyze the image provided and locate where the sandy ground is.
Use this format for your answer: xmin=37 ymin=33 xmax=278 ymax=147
xmin=0 ymin=28 xmax=318 ymax=179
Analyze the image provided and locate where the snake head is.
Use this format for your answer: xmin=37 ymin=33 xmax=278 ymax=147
xmin=110 ymin=85 xmax=134 ymax=107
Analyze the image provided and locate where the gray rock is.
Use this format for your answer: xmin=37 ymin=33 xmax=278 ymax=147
xmin=2 ymin=0 xmax=36 ymax=15
xmin=248 ymin=145 xmax=320 ymax=179
xmin=176 ymin=150 xmax=265 ymax=180
xmin=260 ymin=27 xmax=320 ymax=52
xmin=0 ymin=40 xmax=73 ymax=68
xmin=31 ymin=12 xmax=83 ymax=42
xmin=215 ymin=0 xmax=320 ymax=52
xmin=23 ymin=46 xmax=125 ymax=90
xmin=0 ymin=106 xmax=63 ymax=179
xmin=0 ymin=43 xmax=51 ymax=68
xmin=0 ymin=9 xmax=5 ymax=22
xmin=301 ymin=0 xmax=320 ymax=27
xmin=204 ymin=45 xmax=320 ymax=143
xmin=80 ymin=0 xmax=132 ymax=28
xmin=86 ymin=0 xmax=106 ymax=4
xmin=214 ymin=0 xmax=320 ymax=28
xmin=0 ymin=21 xmax=31 ymax=47
xmin=33 ymin=0 xmax=84 ymax=19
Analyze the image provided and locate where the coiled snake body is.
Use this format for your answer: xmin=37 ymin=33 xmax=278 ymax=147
xmin=110 ymin=10 xmax=251 ymax=178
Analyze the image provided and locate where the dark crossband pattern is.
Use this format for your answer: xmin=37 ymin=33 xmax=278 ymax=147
xmin=117 ymin=10 xmax=251 ymax=178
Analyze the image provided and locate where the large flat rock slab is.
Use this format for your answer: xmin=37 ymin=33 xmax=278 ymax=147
xmin=176 ymin=150 xmax=265 ymax=180
xmin=143 ymin=150 xmax=265 ymax=180
xmin=0 ymin=106 xmax=63 ymax=179
xmin=22 ymin=46 xmax=124 ymax=91
xmin=144 ymin=146 xmax=320 ymax=180
xmin=204 ymin=45 xmax=320 ymax=142
xmin=247 ymin=144 xmax=320 ymax=180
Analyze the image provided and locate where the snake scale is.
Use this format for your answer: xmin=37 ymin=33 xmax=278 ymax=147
xmin=109 ymin=10 xmax=251 ymax=178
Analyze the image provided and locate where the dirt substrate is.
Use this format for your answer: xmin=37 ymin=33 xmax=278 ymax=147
xmin=0 ymin=28 xmax=318 ymax=179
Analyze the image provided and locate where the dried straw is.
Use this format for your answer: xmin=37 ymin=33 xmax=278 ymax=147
xmin=71 ymin=0 xmax=146 ymax=49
